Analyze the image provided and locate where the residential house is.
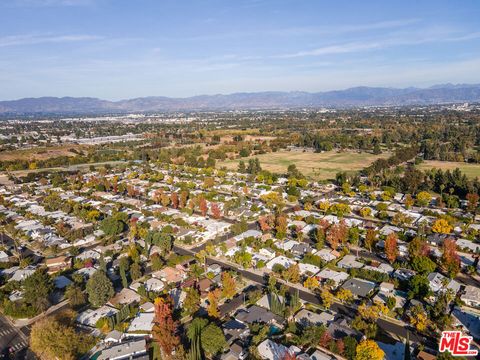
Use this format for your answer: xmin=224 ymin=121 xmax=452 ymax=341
xmin=427 ymin=272 xmax=461 ymax=294
xmin=257 ymin=340 xmax=300 ymax=360
xmin=53 ymin=275 xmax=72 ymax=289
xmin=266 ymin=256 xmax=296 ymax=271
xmin=314 ymin=249 xmax=340 ymax=263
xmin=393 ymin=268 xmax=416 ymax=281
xmin=77 ymin=306 xmax=118 ymax=327
xmin=341 ymin=278 xmax=376 ymax=298
xmin=235 ymin=305 xmax=284 ymax=326
xmin=127 ymin=312 xmax=155 ymax=333
xmin=45 ymin=256 xmax=71 ymax=274
xmin=223 ymin=319 xmax=250 ymax=344
xmin=294 ymin=309 xmax=334 ymax=327
xmin=198 ymin=278 xmax=213 ymax=296
xmin=327 ymin=318 xmax=364 ymax=341
xmin=310 ymin=350 xmax=335 ymax=360
xmin=337 ymin=255 xmax=363 ymax=269
xmin=461 ymin=285 xmax=480 ymax=308
xmin=108 ymin=288 xmax=141 ymax=307
xmin=144 ymin=278 xmax=165 ymax=292
xmin=316 ymin=268 xmax=349 ymax=288
xmin=97 ymin=339 xmax=147 ymax=360
xmin=104 ymin=330 xmax=123 ymax=344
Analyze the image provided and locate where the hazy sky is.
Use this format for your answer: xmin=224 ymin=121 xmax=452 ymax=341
xmin=1 ymin=0 xmax=480 ymax=100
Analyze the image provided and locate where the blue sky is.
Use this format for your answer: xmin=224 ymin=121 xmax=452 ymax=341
xmin=1 ymin=0 xmax=479 ymax=100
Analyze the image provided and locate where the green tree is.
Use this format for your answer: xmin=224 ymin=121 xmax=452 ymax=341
xmin=23 ymin=268 xmax=53 ymax=313
xmin=65 ymin=285 xmax=86 ymax=307
xmin=408 ymin=275 xmax=432 ymax=300
xmin=343 ymin=336 xmax=358 ymax=360
xmin=404 ymin=331 xmax=411 ymax=360
xmin=119 ymin=257 xmax=130 ymax=288
xmin=183 ymin=287 xmax=201 ymax=317
xmin=411 ymin=256 xmax=436 ymax=274
xmin=100 ymin=216 xmax=125 ymax=236
xmin=130 ymin=262 xmax=142 ymax=280
xmin=187 ymin=318 xmax=207 ymax=360
xmin=200 ymin=323 xmax=227 ymax=356
xmin=86 ymin=270 xmax=114 ymax=307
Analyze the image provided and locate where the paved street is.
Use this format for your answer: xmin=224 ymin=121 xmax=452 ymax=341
xmin=0 ymin=315 xmax=34 ymax=360
xmin=174 ymin=245 xmax=440 ymax=351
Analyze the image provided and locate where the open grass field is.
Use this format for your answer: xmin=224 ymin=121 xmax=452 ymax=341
xmin=416 ymin=160 xmax=480 ymax=179
xmin=0 ymin=145 xmax=84 ymax=161
xmin=218 ymin=150 xmax=391 ymax=180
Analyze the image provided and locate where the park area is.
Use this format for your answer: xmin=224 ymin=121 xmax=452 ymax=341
xmin=217 ymin=150 xmax=390 ymax=180
xmin=0 ymin=145 xmax=82 ymax=162
xmin=416 ymin=160 xmax=480 ymax=179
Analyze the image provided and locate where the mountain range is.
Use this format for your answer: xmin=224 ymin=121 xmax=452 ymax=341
xmin=1 ymin=84 xmax=479 ymax=114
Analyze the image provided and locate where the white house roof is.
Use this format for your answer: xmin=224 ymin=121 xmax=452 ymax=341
xmin=266 ymin=256 xmax=296 ymax=270
xmin=127 ymin=312 xmax=155 ymax=333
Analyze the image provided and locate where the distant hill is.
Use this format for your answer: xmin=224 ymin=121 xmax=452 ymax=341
xmin=1 ymin=84 xmax=479 ymax=114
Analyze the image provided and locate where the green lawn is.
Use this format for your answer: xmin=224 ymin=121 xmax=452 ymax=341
xmin=416 ymin=160 xmax=480 ymax=179
xmin=218 ymin=150 xmax=390 ymax=180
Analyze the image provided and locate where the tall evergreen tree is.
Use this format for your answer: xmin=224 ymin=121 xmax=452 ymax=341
xmin=404 ymin=331 xmax=411 ymax=360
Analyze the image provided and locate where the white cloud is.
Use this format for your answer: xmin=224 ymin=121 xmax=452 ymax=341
xmin=0 ymin=34 xmax=103 ymax=47
xmin=273 ymin=29 xmax=480 ymax=59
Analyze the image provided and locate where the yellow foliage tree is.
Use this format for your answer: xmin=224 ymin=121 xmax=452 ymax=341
xmin=431 ymin=218 xmax=452 ymax=234
xmin=303 ymin=277 xmax=319 ymax=290
xmin=416 ymin=191 xmax=432 ymax=207
xmin=359 ymin=207 xmax=372 ymax=218
xmin=30 ymin=316 xmax=95 ymax=360
xmin=318 ymin=201 xmax=330 ymax=213
xmin=260 ymin=192 xmax=285 ymax=211
xmin=320 ymin=289 xmax=334 ymax=309
xmin=358 ymin=303 xmax=389 ymax=321
xmin=409 ymin=304 xmax=429 ymax=332
xmin=336 ymin=288 xmax=354 ymax=303
xmin=356 ymin=339 xmax=385 ymax=360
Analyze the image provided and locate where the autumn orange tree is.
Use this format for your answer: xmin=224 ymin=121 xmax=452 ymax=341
xmin=152 ymin=297 xmax=179 ymax=359
xmin=320 ymin=289 xmax=333 ymax=309
xmin=207 ymin=288 xmax=221 ymax=318
xmin=466 ymin=192 xmax=479 ymax=214
xmin=404 ymin=194 xmax=414 ymax=209
xmin=336 ymin=288 xmax=353 ymax=303
xmin=258 ymin=215 xmax=274 ymax=232
xmin=442 ymin=238 xmax=460 ymax=278
xmin=179 ymin=190 xmax=188 ymax=208
xmin=327 ymin=221 xmax=348 ymax=250
xmin=275 ymin=214 xmax=288 ymax=239
xmin=199 ymin=198 xmax=208 ymax=217
xmin=153 ymin=189 xmax=163 ymax=204
xmin=171 ymin=192 xmax=179 ymax=209
xmin=211 ymin=202 xmax=221 ymax=219
xmin=281 ymin=352 xmax=297 ymax=360
xmin=408 ymin=236 xmax=430 ymax=258
xmin=364 ymin=229 xmax=377 ymax=252
xmin=384 ymin=233 xmax=398 ymax=263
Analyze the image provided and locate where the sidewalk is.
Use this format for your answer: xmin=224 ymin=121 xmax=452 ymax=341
xmin=12 ymin=299 xmax=69 ymax=327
